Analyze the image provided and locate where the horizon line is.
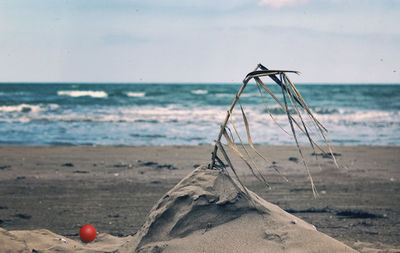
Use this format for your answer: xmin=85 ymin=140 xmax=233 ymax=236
xmin=1 ymin=81 xmax=400 ymax=85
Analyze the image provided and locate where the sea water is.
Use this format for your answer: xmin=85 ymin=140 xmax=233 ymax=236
xmin=0 ymin=83 xmax=399 ymax=146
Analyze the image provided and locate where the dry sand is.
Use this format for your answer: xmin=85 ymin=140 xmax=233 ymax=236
xmin=121 ymin=165 xmax=357 ymax=252
xmin=0 ymin=145 xmax=399 ymax=252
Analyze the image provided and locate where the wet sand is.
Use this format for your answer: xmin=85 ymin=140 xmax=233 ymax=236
xmin=0 ymin=145 xmax=399 ymax=252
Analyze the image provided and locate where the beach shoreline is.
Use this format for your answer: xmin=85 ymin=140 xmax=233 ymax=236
xmin=0 ymin=145 xmax=399 ymax=251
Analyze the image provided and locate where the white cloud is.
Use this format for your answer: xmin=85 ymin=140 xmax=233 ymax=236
xmin=258 ymin=0 xmax=310 ymax=8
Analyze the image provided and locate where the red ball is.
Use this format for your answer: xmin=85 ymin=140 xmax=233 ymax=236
xmin=79 ymin=224 xmax=97 ymax=243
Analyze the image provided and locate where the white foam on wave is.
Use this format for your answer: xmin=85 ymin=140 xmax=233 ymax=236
xmin=1 ymin=101 xmax=399 ymax=145
xmin=191 ymin=90 xmax=208 ymax=95
xmin=0 ymin=104 xmax=42 ymax=113
xmin=57 ymin=90 xmax=108 ymax=98
xmin=253 ymin=105 xmax=400 ymax=125
xmin=2 ymin=103 xmax=398 ymax=140
xmin=314 ymin=110 xmax=399 ymax=125
xmin=11 ymin=104 xmax=398 ymax=126
xmin=0 ymin=104 xmax=60 ymax=123
xmin=119 ymin=105 xmax=227 ymax=123
xmin=126 ymin=92 xmax=145 ymax=97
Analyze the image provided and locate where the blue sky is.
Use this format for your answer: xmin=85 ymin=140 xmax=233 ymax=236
xmin=0 ymin=0 xmax=399 ymax=83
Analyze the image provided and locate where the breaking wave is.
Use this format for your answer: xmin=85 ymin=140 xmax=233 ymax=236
xmin=191 ymin=89 xmax=208 ymax=95
xmin=0 ymin=104 xmax=43 ymax=113
xmin=57 ymin=90 xmax=108 ymax=98
xmin=126 ymin=92 xmax=145 ymax=97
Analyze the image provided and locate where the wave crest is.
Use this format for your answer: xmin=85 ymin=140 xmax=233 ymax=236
xmin=191 ymin=90 xmax=208 ymax=95
xmin=57 ymin=90 xmax=108 ymax=98
xmin=126 ymin=92 xmax=145 ymax=97
xmin=0 ymin=104 xmax=42 ymax=113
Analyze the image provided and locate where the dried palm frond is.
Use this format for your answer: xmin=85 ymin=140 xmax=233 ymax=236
xmin=209 ymin=63 xmax=337 ymax=198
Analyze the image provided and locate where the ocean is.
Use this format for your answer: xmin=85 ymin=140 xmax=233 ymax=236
xmin=0 ymin=83 xmax=399 ymax=146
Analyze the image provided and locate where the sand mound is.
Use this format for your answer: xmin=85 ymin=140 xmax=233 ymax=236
xmin=120 ymin=165 xmax=357 ymax=253
xmin=0 ymin=165 xmax=358 ymax=252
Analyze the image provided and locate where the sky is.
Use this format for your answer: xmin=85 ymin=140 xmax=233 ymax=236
xmin=0 ymin=0 xmax=399 ymax=83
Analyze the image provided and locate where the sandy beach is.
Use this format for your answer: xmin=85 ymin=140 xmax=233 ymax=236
xmin=0 ymin=145 xmax=399 ymax=252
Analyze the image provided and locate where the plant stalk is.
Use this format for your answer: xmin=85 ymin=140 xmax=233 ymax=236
xmin=210 ymin=65 xmax=260 ymax=169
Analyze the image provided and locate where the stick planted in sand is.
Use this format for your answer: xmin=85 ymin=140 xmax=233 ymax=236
xmin=209 ymin=64 xmax=337 ymax=197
